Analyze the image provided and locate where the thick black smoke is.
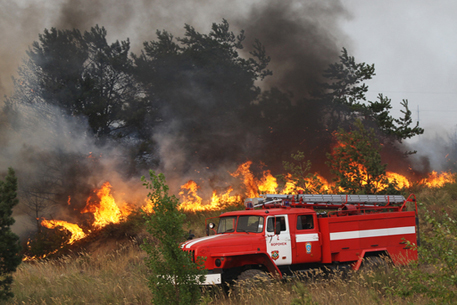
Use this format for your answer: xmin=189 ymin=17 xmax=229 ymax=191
xmin=145 ymin=1 xmax=352 ymax=182
xmin=239 ymin=1 xmax=349 ymax=97
xmin=236 ymin=1 xmax=351 ymax=174
xmin=1 ymin=0 xmax=357 ymax=236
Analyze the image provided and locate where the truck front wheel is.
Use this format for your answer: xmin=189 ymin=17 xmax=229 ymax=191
xmin=237 ymin=269 xmax=270 ymax=284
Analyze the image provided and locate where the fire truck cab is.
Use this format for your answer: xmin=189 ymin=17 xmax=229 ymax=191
xmin=181 ymin=194 xmax=419 ymax=285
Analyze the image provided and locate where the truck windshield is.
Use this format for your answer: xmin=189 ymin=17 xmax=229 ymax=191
xmin=217 ymin=215 xmax=265 ymax=233
xmin=217 ymin=216 xmax=237 ymax=233
xmin=236 ymin=216 xmax=264 ymax=233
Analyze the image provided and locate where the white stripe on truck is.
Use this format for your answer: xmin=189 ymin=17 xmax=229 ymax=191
xmin=330 ymin=226 xmax=416 ymax=241
xmin=183 ymin=235 xmax=221 ymax=249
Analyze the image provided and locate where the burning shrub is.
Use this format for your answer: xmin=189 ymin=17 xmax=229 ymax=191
xmin=327 ymin=120 xmax=400 ymax=194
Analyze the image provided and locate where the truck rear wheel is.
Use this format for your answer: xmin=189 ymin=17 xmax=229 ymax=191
xmin=363 ymin=255 xmax=391 ymax=272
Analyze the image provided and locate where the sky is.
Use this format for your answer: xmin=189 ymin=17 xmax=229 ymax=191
xmin=1 ymin=0 xmax=456 ymax=140
xmin=341 ymin=1 xmax=457 ymax=139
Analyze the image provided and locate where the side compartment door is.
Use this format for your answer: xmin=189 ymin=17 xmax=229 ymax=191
xmin=265 ymin=215 xmax=292 ymax=265
xmin=295 ymin=214 xmax=321 ymax=263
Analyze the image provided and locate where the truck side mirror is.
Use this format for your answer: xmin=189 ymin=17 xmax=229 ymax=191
xmin=206 ymin=222 xmax=216 ymax=236
xmin=187 ymin=230 xmax=195 ymax=240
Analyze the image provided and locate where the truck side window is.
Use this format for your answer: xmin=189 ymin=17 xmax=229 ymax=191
xmin=266 ymin=216 xmax=286 ymax=233
xmin=297 ymin=215 xmax=314 ymax=230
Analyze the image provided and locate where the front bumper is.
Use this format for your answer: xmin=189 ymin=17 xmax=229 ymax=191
xmin=202 ymin=272 xmax=222 ymax=285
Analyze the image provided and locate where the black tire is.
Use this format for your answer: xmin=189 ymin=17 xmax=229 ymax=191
xmin=363 ymin=255 xmax=391 ymax=272
xmin=236 ymin=269 xmax=271 ymax=288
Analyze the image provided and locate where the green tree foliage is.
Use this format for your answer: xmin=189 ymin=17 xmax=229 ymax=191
xmin=0 ymin=168 xmax=22 ymax=300
xmin=141 ymin=171 xmax=206 ymax=305
xmin=133 ymin=19 xmax=271 ymax=163
xmin=319 ymin=48 xmax=424 ymax=144
xmin=7 ymin=25 xmax=149 ymax=139
xmin=326 ymin=120 xmax=399 ymax=194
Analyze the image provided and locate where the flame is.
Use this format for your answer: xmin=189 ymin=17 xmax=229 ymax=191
xmin=140 ymin=197 xmax=156 ymax=214
xmin=32 ymin=156 xmax=456 ymax=261
xmin=230 ymin=161 xmax=258 ymax=197
xmin=257 ymin=170 xmax=278 ymax=194
xmin=230 ymin=161 xmax=278 ymax=197
xmin=41 ymin=219 xmax=87 ymax=244
xmin=82 ymin=182 xmax=131 ymax=229
xmin=209 ymin=187 xmax=240 ymax=207
xmin=386 ymin=172 xmax=411 ymax=189
xmin=178 ymin=181 xmax=241 ymax=212
xmin=179 ymin=180 xmax=203 ymax=208
xmin=37 ymin=181 xmax=133 ymax=252
xmin=281 ymin=173 xmax=330 ymax=194
xmin=420 ymin=171 xmax=455 ymax=188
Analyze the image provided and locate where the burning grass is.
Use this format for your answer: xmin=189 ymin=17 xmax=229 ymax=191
xmin=23 ymin=161 xmax=456 ymax=261
xmin=30 ymin=161 xmax=455 ymax=249
xmin=10 ymin=181 xmax=457 ymax=305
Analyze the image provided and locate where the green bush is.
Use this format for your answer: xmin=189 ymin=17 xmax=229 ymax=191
xmin=141 ymin=170 xmax=206 ymax=305
xmin=388 ymin=208 xmax=457 ymax=304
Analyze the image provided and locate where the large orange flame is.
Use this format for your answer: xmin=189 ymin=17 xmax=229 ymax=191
xmin=41 ymin=220 xmax=87 ymax=244
xmin=179 ymin=181 xmax=240 ymax=212
xmin=230 ymin=161 xmax=258 ymax=198
xmin=420 ymin=171 xmax=455 ymax=188
xmin=386 ymin=172 xmax=411 ymax=189
xmin=38 ymin=182 xmax=133 ymax=249
xmin=230 ymin=161 xmax=278 ymax=197
xmin=82 ymin=182 xmax=131 ymax=229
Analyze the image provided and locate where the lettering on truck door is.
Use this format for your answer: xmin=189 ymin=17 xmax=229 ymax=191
xmin=265 ymin=215 xmax=292 ymax=265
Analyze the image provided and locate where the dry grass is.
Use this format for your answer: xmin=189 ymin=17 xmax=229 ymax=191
xmin=9 ymin=185 xmax=455 ymax=304
xmin=9 ymin=242 xmax=430 ymax=305
xmin=9 ymin=240 xmax=152 ymax=304
xmin=201 ymin=267 xmax=430 ymax=305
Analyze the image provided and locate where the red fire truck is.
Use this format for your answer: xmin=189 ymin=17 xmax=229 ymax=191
xmin=181 ymin=193 xmax=419 ymax=285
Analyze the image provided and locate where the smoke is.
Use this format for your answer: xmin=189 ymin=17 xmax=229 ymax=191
xmin=238 ymin=1 xmax=349 ymax=97
xmin=144 ymin=1 xmax=352 ymax=179
xmin=0 ymin=0 xmax=350 ymax=93
xmin=0 ymin=102 xmax=149 ymax=237
xmin=1 ymin=0 xmax=395 ymax=237
xmin=0 ymin=0 xmax=44 ymax=99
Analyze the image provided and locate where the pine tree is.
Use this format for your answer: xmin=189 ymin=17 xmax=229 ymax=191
xmin=319 ymin=48 xmax=424 ymax=145
xmin=0 ymin=168 xmax=22 ymax=300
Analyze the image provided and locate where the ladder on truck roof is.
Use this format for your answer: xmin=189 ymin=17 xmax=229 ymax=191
xmin=244 ymin=193 xmax=415 ymax=213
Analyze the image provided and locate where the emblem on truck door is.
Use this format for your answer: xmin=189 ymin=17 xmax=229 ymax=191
xmin=306 ymin=242 xmax=312 ymax=254
xmin=271 ymin=250 xmax=279 ymax=260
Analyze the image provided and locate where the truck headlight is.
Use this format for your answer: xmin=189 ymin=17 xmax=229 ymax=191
xmin=215 ymin=258 xmax=222 ymax=267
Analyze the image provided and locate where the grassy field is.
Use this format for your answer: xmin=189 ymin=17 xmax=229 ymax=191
xmin=7 ymin=184 xmax=457 ymax=304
